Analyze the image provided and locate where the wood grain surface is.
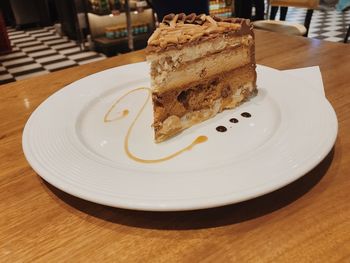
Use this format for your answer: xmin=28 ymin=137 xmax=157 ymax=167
xmin=0 ymin=30 xmax=349 ymax=262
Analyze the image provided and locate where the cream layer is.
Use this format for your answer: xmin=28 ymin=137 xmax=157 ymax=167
xmin=152 ymin=45 xmax=253 ymax=92
xmin=147 ymin=35 xmax=253 ymax=75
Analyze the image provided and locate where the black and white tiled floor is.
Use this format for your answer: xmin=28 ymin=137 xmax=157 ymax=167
xmin=0 ymin=26 xmax=106 ymax=85
xmin=275 ymin=7 xmax=350 ymax=42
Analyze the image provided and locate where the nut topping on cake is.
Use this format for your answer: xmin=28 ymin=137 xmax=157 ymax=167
xmin=147 ymin=14 xmax=252 ymax=52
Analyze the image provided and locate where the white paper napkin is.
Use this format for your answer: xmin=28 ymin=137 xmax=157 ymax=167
xmin=283 ymin=66 xmax=325 ymax=97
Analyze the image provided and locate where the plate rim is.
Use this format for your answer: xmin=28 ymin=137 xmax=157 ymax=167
xmin=22 ymin=62 xmax=338 ymax=211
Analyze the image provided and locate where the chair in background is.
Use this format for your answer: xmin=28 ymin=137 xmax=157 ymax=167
xmin=253 ymin=0 xmax=319 ymax=36
xmin=270 ymin=6 xmax=288 ymax=20
xmin=344 ymin=24 xmax=350 ymax=43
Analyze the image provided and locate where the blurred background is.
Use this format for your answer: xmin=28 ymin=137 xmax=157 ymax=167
xmin=0 ymin=0 xmax=349 ymax=84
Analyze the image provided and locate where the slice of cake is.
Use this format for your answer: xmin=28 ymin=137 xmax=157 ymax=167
xmin=146 ymin=13 xmax=257 ymax=143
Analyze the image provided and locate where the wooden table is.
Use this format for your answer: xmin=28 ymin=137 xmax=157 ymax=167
xmin=1 ymin=30 xmax=349 ymax=262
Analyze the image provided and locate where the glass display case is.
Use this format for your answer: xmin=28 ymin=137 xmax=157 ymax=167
xmin=209 ymin=0 xmax=233 ymax=18
xmin=86 ymin=0 xmax=234 ymax=56
xmin=86 ymin=0 xmax=156 ymax=56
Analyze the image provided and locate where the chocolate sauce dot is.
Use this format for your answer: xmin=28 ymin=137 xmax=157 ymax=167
xmin=241 ymin=112 xmax=251 ymax=118
xmin=216 ymin=126 xmax=227 ymax=132
xmin=229 ymin=118 xmax=239 ymax=123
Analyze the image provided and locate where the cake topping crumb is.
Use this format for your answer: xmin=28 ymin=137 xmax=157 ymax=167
xmin=147 ymin=14 xmax=253 ymax=51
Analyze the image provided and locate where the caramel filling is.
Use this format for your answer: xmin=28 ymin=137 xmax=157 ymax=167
xmin=152 ymin=65 xmax=257 ymax=142
xmin=153 ymin=65 xmax=256 ymax=124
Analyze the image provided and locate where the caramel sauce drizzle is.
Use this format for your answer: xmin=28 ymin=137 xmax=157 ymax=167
xmin=104 ymin=87 xmax=207 ymax=164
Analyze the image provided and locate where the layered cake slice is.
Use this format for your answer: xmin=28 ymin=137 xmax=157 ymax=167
xmin=146 ymin=13 xmax=257 ymax=143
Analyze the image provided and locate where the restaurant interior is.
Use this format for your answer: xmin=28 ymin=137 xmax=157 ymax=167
xmin=1 ymin=0 xmax=350 ymax=262
xmin=0 ymin=0 xmax=349 ymax=84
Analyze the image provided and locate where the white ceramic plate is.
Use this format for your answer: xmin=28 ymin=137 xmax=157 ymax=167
xmin=22 ymin=62 xmax=337 ymax=211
